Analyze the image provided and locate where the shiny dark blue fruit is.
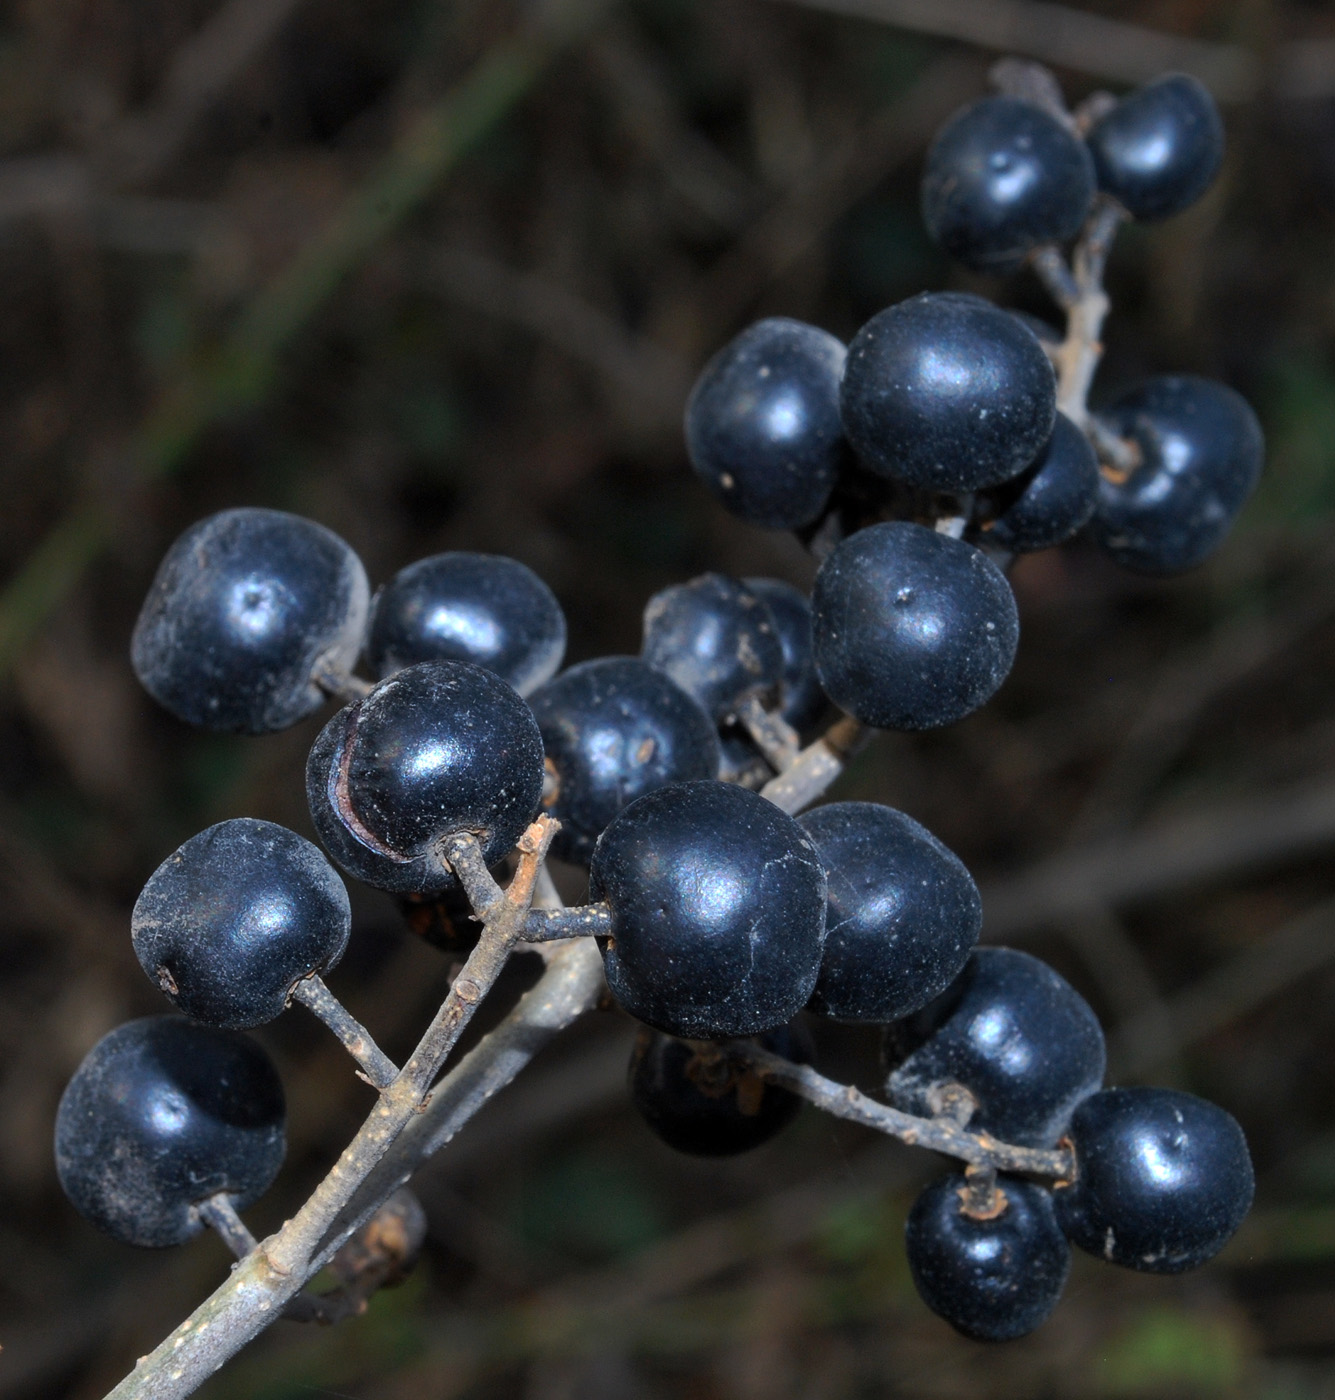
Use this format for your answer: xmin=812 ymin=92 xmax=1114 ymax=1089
xmin=590 ymin=780 xmax=827 ymax=1039
xmin=799 ymin=802 xmax=980 ymax=1023
xmin=530 ymin=657 xmax=721 ymax=866
xmin=307 ymin=660 xmax=544 ymax=897
xmin=1085 ymin=74 xmax=1224 ymax=222
xmin=906 ymin=1174 xmax=1070 ymax=1341
xmin=1054 ymin=1087 xmax=1254 ymax=1273
xmin=1089 ymin=375 xmax=1264 ymax=574
xmin=686 ymin=318 xmax=846 ymax=530
xmin=641 ymin=574 xmax=785 ymax=723
xmin=981 ymin=412 xmax=1099 ymax=553
xmin=55 ymin=1016 xmax=285 ymax=1248
xmin=886 ymin=947 xmax=1105 ymax=1147
xmin=132 ymin=508 xmax=369 ymax=734
xmin=841 ymin=293 xmax=1056 ymax=491
xmin=742 ymin=577 xmax=826 ymax=732
xmin=921 ymin=96 xmax=1095 ymax=273
xmin=364 ymin=552 xmax=566 ymax=696
xmin=811 ymin=522 xmax=1019 ymax=731
xmin=132 ymin=819 xmax=351 ymax=1029
xmin=628 ymin=1022 xmax=813 ymax=1157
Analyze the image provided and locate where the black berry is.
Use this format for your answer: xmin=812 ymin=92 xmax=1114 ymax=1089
xmin=742 ymin=577 xmax=826 ymax=732
xmin=55 ymin=1016 xmax=285 ymax=1248
xmin=307 ymin=660 xmax=544 ymax=897
xmin=132 ymin=819 xmax=351 ymax=1029
xmin=811 ymin=522 xmax=1019 ymax=731
xmin=364 ymin=552 xmax=566 ymax=695
xmin=132 ymin=508 xmax=369 ymax=734
xmin=840 ymin=292 xmax=1057 ymax=491
xmin=1054 ymin=1087 xmax=1254 ymax=1273
xmin=980 ymin=412 xmax=1100 ymax=553
xmin=799 ymin=802 xmax=980 ymax=1023
xmin=590 ymin=780 xmax=827 ymax=1039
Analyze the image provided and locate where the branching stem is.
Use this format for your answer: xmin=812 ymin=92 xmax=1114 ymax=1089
xmin=290 ymin=975 xmax=399 ymax=1090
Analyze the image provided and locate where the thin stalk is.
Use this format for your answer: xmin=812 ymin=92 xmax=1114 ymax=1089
xmin=290 ymin=975 xmax=399 ymax=1090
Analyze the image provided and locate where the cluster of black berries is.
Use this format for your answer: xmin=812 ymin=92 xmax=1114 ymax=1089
xmin=55 ymin=66 xmax=1258 ymax=1351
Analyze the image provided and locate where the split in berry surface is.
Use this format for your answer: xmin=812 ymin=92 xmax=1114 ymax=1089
xmin=132 ymin=818 xmax=351 ymax=1029
xmin=55 ymin=1016 xmax=285 ymax=1248
xmin=978 ymin=411 xmax=1100 ymax=553
xmin=364 ymin=551 xmax=566 ymax=696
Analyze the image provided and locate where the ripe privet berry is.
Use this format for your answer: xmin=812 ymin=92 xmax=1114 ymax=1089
xmin=798 ymin=802 xmax=981 ymax=1023
xmin=840 ymin=293 xmax=1057 ymax=491
xmin=685 ymin=317 xmax=847 ymax=530
xmin=1085 ymin=74 xmax=1224 ymax=223
xmin=590 ymin=780 xmax=827 ymax=1039
xmin=640 ymin=574 xmax=785 ymax=723
xmin=132 ymin=819 xmax=351 ymax=1029
xmin=906 ymin=1174 xmax=1070 ymax=1342
xmin=307 ymin=660 xmax=544 ymax=897
xmin=1089 ymin=375 xmax=1264 ymax=575
xmin=364 ymin=552 xmax=566 ymax=696
xmin=628 ymin=1022 xmax=814 ymax=1157
xmin=1054 ymin=1087 xmax=1254 ymax=1274
xmin=55 ymin=1016 xmax=285 ymax=1248
xmin=529 ymin=656 xmax=722 ymax=866
xmin=811 ymin=522 xmax=1019 ymax=731
xmin=980 ymin=412 xmax=1100 ymax=553
xmin=742 ymin=577 xmax=826 ymax=732
xmin=921 ymin=96 xmax=1095 ymax=273
xmin=886 ymin=947 xmax=1106 ymax=1148
xmin=132 ymin=508 xmax=369 ymax=734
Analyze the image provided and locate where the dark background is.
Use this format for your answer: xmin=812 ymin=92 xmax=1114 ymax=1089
xmin=3 ymin=0 xmax=1335 ymax=1395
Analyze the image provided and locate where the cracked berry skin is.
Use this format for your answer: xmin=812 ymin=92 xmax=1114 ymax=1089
xmin=811 ymin=522 xmax=1019 ymax=731
xmin=742 ymin=577 xmax=826 ymax=733
xmin=1085 ymin=74 xmax=1224 ymax=222
xmin=1054 ymin=1087 xmax=1254 ymax=1273
xmin=885 ymin=947 xmax=1106 ymax=1148
xmin=590 ymin=780 xmax=827 ymax=1039
xmin=641 ymin=574 xmax=785 ymax=724
xmin=981 ymin=412 xmax=1099 ymax=553
xmin=55 ymin=1016 xmax=285 ymax=1248
xmin=307 ymin=660 xmax=544 ymax=897
xmin=364 ymin=552 xmax=566 ymax=696
xmin=841 ymin=293 xmax=1057 ymax=491
xmin=132 ymin=819 xmax=350 ymax=1030
xmin=530 ymin=656 xmax=721 ymax=866
xmin=906 ymin=1174 xmax=1070 ymax=1342
xmin=132 ymin=508 xmax=369 ymax=734
xmin=921 ymin=96 xmax=1095 ymax=273
xmin=629 ymin=1021 xmax=814 ymax=1157
xmin=1089 ymin=375 xmax=1264 ymax=574
xmin=799 ymin=802 xmax=980 ymax=1023
xmin=686 ymin=317 xmax=846 ymax=530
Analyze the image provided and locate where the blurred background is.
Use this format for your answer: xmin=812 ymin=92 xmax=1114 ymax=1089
xmin=3 ymin=0 xmax=1335 ymax=1395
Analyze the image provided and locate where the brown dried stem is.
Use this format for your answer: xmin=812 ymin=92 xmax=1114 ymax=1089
xmin=290 ymin=974 xmax=399 ymax=1090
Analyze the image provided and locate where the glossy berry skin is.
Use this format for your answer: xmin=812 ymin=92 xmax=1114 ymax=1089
xmin=1089 ymin=375 xmax=1264 ymax=574
xmin=811 ymin=522 xmax=1019 ymax=731
xmin=1054 ymin=1087 xmax=1254 ymax=1273
xmin=529 ymin=657 xmax=721 ymax=866
xmin=1085 ymin=74 xmax=1224 ymax=222
xmin=841 ymin=293 xmax=1057 ymax=491
xmin=799 ymin=802 xmax=980 ymax=1023
xmin=132 ymin=508 xmax=369 ymax=734
xmin=886 ymin=947 xmax=1105 ymax=1148
xmin=906 ymin=1174 xmax=1070 ymax=1342
xmin=590 ymin=780 xmax=827 ymax=1039
xmin=132 ymin=819 xmax=351 ymax=1029
xmin=921 ymin=97 xmax=1095 ymax=273
xmin=364 ymin=552 xmax=566 ymax=696
xmin=686 ymin=318 xmax=846 ymax=530
xmin=641 ymin=574 xmax=785 ymax=723
xmin=982 ymin=412 xmax=1100 ymax=553
xmin=55 ymin=1016 xmax=285 ymax=1248
xmin=629 ymin=1022 xmax=814 ymax=1157
xmin=742 ymin=577 xmax=826 ymax=732
xmin=307 ymin=660 xmax=544 ymax=897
